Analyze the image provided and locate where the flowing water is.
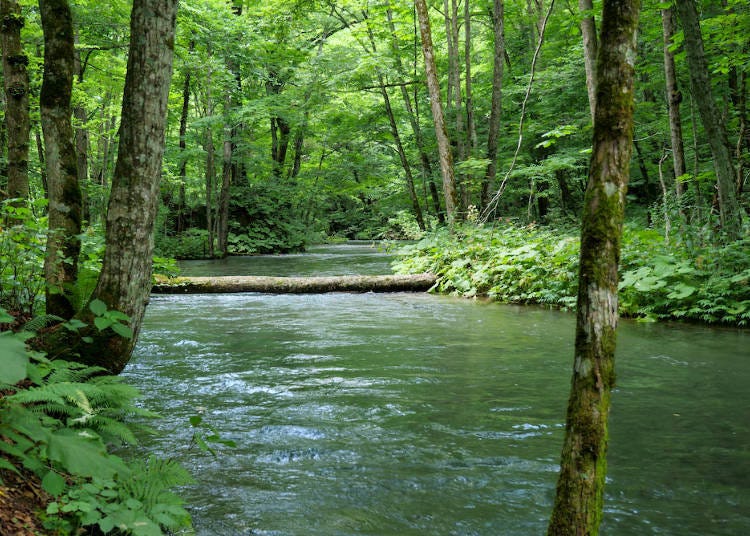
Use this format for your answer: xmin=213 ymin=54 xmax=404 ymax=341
xmin=125 ymin=243 xmax=750 ymax=535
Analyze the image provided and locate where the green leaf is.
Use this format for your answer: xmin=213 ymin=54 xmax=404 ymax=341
xmin=111 ymin=322 xmax=133 ymax=339
xmin=189 ymin=415 xmax=203 ymax=427
xmin=42 ymin=470 xmax=67 ymax=496
xmin=89 ymin=299 xmax=107 ymax=316
xmin=94 ymin=317 xmax=113 ymax=331
xmin=0 ymin=333 xmax=29 ymax=384
xmin=0 ymin=307 xmax=14 ymax=323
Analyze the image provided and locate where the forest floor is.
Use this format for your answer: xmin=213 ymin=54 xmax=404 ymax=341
xmin=0 ymin=466 xmax=50 ymax=535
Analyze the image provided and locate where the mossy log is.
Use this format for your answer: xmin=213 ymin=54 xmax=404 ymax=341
xmin=152 ymin=273 xmax=437 ymax=294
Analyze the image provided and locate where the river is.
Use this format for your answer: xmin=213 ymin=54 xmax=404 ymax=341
xmin=124 ymin=243 xmax=750 ymax=535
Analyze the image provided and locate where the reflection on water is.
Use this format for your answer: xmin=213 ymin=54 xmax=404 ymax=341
xmin=127 ymin=246 xmax=750 ymax=535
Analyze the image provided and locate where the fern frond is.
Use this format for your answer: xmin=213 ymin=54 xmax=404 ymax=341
xmin=23 ymin=313 xmax=64 ymax=332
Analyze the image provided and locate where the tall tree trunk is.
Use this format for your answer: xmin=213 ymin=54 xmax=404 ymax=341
xmin=204 ymin=124 xmax=215 ymax=259
xmin=547 ymin=0 xmax=639 ymax=532
xmin=464 ymin=0 xmax=478 ymax=158
xmin=386 ymin=3 xmax=443 ymax=220
xmin=72 ymin=32 xmax=89 ymax=219
xmin=415 ymin=0 xmax=459 ymax=221
xmin=35 ymin=125 xmax=47 ymax=196
xmin=674 ymin=0 xmax=742 ymax=239
xmin=579 ymin=0 xmax=598 ymax=122
xmin=39 ymin=0 xmax=82 ymax=319
xmin=448 ymin=0 xmax=466 ymax=210
xmin=661 ymin=7 xmax=687 ymax=202
xmin=217 ymin=104 xmax=232 ymax=257
xmin=481 ymin=0 xmax=505 ymax=210
xmin=381 ymin=79 xmax=426 ymax=230
xmin=1 ymin=0 xmax=30 ymax=205
xmin=177 ymin=41 xmax=193 ymax=234
xmin=82 ymin=0 xmax=178 ymax=373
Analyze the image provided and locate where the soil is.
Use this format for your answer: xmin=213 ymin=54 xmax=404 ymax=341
xmin=0 ymin=467 xmax=51 ymax=535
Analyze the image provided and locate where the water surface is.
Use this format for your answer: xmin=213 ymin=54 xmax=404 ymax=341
xmin=127 ymin=248 xmax=749 ymax=535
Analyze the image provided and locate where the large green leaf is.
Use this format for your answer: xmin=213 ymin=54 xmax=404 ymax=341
xmin=0 ymin=332 xmax=29 ymax=385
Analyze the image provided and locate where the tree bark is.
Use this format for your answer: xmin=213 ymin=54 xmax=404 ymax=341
xmin=1 ymin=0 xmax=30 ymax=205
xmin=415 ymin=0 xmax=459 ymax=222
xmin=674 ymin=0 xmax=742 ymax=239
xmin=82 ymin=0 xmax=178 ymax=374
xmin=176 ymin=39 xmax=194 ymax=234
xmin=661 ymin=7 xmax=686 ymax=201
xmin=153 ymin=273 xmax=437 ymax=294
xmin=464 ymin=0 xmax=478 ymax=158
xmin=39 ymin=0 xmax=82 ymax=319
xmin=547 ymin=0 xmax=639 ymax=533
xmin=481 ymin=0 xmax=505 ymax=210
xmin=579 ymin=0 xmax=598 ymax=122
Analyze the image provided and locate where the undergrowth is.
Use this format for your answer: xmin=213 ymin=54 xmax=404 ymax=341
xmin=393 ymin=223 xmax=750 ymax=326
xmin=0 ymin=306 xmax=193 ymax=535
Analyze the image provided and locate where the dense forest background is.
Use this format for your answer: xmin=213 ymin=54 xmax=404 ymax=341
xmin=2 ymin=0 xmax=747 ymax=256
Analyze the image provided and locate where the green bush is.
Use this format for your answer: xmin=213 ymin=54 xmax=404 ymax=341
xmin=0 ymin=307 xmax=193 ymax=535
xmin=394 ymin=223 xmax=750 ymax=326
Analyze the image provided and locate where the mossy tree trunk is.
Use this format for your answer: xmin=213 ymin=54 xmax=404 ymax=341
xmin=1 ymin=0 xmax=30 ymax=206
xmin=79 ymin=0 xmax=178 ymax=374
xmin=547 ymin=0 xmax=639 ymax=534
xmin=39 ymin=0 xmax=82 ymax=320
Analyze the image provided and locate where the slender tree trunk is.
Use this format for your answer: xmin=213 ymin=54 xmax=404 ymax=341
xmin=79 ymin=0 xmax=178 ymax=373
xmin=39 ymin=0 xmax=82 ymax=319
xmin=464 ymin=0 xmax=478 ymax=158
xmin=177 ymin=40 xmax=193 ymax=234
xmin=381 ymin=79 xmax=425 ymax=230
xmin=481 ymin=0 xmax=505 ymax=210
xmin=1 ymin=0 xmax=30 ymax=205
xmin=547 ymin=0 xmax=639 ymax=533
xmin=415 ymin=0 xmax=459 ymax=221
xmin=449 ymin=0 xmax=466 ymax=210
xmin=661 ymin=7 xmax=687 ymax=202
xmin=217 ymin=101 xmax=232 ymax=256
xmin=579 ymin=0 xmax=598 ymax=122
xmin=35 ymin=126 xmax=47 ymax=196
xmin=204 ymin=124 xmax=215 ymax=258
xmin=674 ymin=0 xmax=742 ymax=239
xmin=386 ymin=4 xmax=443 ymax=220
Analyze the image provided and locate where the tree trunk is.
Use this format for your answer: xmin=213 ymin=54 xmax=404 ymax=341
xmin=481 ymin=0 xmax=505 ymax=210
xmin=176 ymin=39 xmax=194 ymax=234
xmin=385 ymin=4 xmax=443 ymax=221
xmin=381 ymin=79 xmax=426 ymax=230
xmin=547 ymin=0 xmax=639 ymax=532
xmin=579 ymin=0 xmax=598 ymax=122
xmin=415 ymin=0 xmax=459 ymax=221
xmin=153 ymin=273 xmax=437 ymax=294
xmin=204 ymin=124 xmax=215 ymax=258
xmin=82 ymin=0 xmax=178 ymax=374
xmin=464 ymin=0 xmax=478 ymax=158
xmin=1 ymin=0 xmax=30 ymax=205
xmin=448 ymin=0 xmax=466 ymax=210
xmin=39 ymin=0 xmax=82 ymax=320
xmin=674 ymin=0 xmax=742 ymax=239
xmin=217 ymin=111 xmax=232 ymax=257
xmin=661 ymin=7 xmax=686 ymax=202
xmin=72 ymin=33 xmax=89 ymax=213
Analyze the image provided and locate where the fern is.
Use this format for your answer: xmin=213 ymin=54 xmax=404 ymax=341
xmin=22 ymin=313 xmax=64 ymax=332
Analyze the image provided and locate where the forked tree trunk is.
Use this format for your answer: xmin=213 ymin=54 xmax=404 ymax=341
xmin=547 ymin=0 xmax=639 ymax=533
xmin=415 ymin=0 xmax=459 ymax=221
xmin=1 ymin=0 xmax=30 ymax=205
xmin=674 ymin=0 xmax=742 ymax=239
xmin=81 ymin=0 xmax=178 ymax=373
xmin=39 ymin=0 xmax=82 ymax=319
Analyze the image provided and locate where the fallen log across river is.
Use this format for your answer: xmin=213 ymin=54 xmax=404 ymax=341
xmin=152 ymin=273 xmax=437 ymax=294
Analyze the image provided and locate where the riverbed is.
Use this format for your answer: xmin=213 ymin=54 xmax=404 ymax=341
xmin=124 ymin=243 xmax=749 ymax=535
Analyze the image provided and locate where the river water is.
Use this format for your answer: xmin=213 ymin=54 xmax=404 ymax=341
xmin=125 ymin=243 xmax=750 ymax=535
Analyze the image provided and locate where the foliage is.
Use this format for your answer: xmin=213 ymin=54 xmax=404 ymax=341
xmin=394 ymin=223 xmax=750 ymax=326
xmin=0 ymin=199 xmax=48 ymax=317
xmin=0 ymin=311 xmax=193 ymax=535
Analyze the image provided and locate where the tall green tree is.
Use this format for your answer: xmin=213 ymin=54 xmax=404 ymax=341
xmin=547 ymin=0 xmax=640 ymax=532
xmin=675 ymin=0 xmax=743 ymax=239
xmin=39 ymin=0 xmax=82 ymax=319
xmin=1 ymin=0 xmax=30 ymax=205
xmin=78 ymin=0 xmax=179 ymax=373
